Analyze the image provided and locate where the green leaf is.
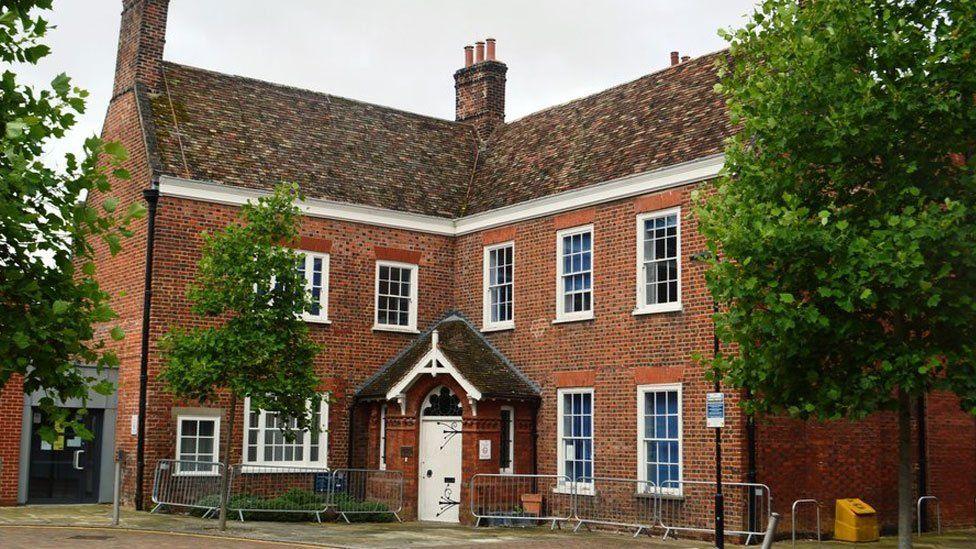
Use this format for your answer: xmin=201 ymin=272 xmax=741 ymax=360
xmin=110 ymin=326 xmax=125 ymax=341
xmin=52 ymin=300 xmax=70 ymax=315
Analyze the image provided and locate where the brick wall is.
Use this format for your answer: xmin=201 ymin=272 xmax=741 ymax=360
xmin=0 ymin=376 xmax=24 ymax=505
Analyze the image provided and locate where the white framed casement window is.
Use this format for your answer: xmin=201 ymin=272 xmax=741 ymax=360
xmin=242 ymin=396 xmax=329 ymax=469
xmin=554 ymin=225 xmax=594 ymax=323
xmin=499 ymin=405 xmax=515 ymax=473
xmin=373 ymin=260 xmax=419 ymax=333
xmin=635 ymin=208 xmax=682 ymax=315
xmin=637 ymin=384 xmax=683 ymax=495
xmin=297 ymin=250 xmax=330 ymax=323
xmin=175 ymin=415 xmax=220 ymax=476
xmin=556 ymin=388 xmax=594 ymax=493
xmin=483 ymin=242 xmax=515 ymax=332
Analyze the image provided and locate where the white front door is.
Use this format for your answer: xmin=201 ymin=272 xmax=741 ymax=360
xmin=418 ymin=417 xmax=463 ymax=522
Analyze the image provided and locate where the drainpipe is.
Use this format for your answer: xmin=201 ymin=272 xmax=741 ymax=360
xmin=134 ymin=184 xmax=160 ymax=511
xmin=346 ymin=396 xmax=357 ymax=469
xmin=917 ymin=395 xmax=928 ymax=532
xmin=531 ymin=400 xmax=539 ymax=475
xmin=746 ymin=388 xmax=758 ymax=534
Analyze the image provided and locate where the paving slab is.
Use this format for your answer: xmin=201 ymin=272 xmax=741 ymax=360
xmin=1 ymin=505 xmax=975 ymax=548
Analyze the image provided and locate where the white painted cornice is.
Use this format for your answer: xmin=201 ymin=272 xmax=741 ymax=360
xmin=156 ymin=153 xmax=724 ymax=237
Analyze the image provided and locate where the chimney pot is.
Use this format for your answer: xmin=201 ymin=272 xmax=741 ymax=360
xmin=486 ymin=38 xmax=496 ymax=61
xmin=670 ymin=51 xmax=680 ymax=66
xmin=464 ymin=45 xmax=474 ymax=67
xmin=475 ymin=41 xmax=485 ymax=63
xmin=681 ymin=55 xmax=690 ymax=63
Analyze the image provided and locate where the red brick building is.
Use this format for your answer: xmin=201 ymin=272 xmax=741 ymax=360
xmin=2 ymin=0 xmax=974 ymax=535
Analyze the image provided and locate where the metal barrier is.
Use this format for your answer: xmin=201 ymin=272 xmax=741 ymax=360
xmin=791 ymin=499 xmax=821 ymax=548
xmin=151 ymin=459 xmax=226 ymax=517
xmin=227 ymin=463 xmax=332 ymax=522
xmin=328 ymin=468 xmax=403 ymax=523
xmin=572 ymin=477 xmax=657 ymax=537
xmin=657 ymin=480 xmax=772 ymax=544
xmin=917 ymin=495 xmax=942 ymax=536
xmin=469 ymin=474 xmax=575 ymax=528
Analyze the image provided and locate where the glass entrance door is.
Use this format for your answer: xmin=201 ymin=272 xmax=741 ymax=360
xmin=27 ymin=408 xmax=103 ymax=503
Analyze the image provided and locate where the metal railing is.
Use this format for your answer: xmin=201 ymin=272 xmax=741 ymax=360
xmin=328 ymin=468 xmax=403 ymax=523
xmin=657 ymin=480 xmax=772 ymax=544
xmin=469 ymin=474 xmax=575 ymax=528
xmin=917 ymin=495 xmax=942 ymax=536
xmin=791 ymin=499 xmax=821 ymax=548
xmin=150 ymin=459 xmax=226 ymax=517
xmin=227 ymin=463 xmax=332 ymax=522
xmin=572 ymin=477 xmax=657 ymax=537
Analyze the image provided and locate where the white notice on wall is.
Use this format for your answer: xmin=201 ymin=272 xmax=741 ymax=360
xmin=479 ymin=439 xmax=491 ymax=460
xmin=130 ymin=414 xmax=139 ymax=436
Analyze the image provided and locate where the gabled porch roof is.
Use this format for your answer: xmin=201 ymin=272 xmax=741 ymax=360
xmin=355 ymin=312 xmax=539 ymax=403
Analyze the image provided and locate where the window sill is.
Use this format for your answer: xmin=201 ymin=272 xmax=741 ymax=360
xmin=633 ymin=302 xmax=683 ymax=316
xmin=302 ymin=316 xmax=332 ymax=325
xmin=553 ymin=484 xmax=594 ymax=496
xmin=372 ymin=324 xmax=420 ymax=334
xmin=239 ymin=464 xmax=330 ymax=474
xmin=482 ymin=322 xmax=515 ymax=333
xmin=552 ymin=313 xmax=594 ymax=325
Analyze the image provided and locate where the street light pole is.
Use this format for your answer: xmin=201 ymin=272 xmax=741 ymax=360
xmin=693 ymin=250 xmax=725 ymax=549
xmin=713 ymin=297 xmax=724 ymax=549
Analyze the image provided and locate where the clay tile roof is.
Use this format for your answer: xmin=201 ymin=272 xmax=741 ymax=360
xmin=147 ymin=51 xmax=731 ymax=218
xmin=465 ymin=50 xmax=732 ymax=214
xmin=149 ymin=62 xmax=479 ymax=218
xmin=356 ymin=312 xmax=540 ymax=400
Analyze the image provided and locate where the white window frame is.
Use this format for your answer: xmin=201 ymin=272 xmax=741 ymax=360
xmin=634 ymin=207 xmax=682 ymax=315
xmin=637 ymin=383 xmax=683 ymax=496
xmin=379 ymin=404 xmax=387 ymax=471
xmin=241 ymin=396 xmax=329 ymax=470
xmin=175 ymin=414 xmax=220 ymax=476
xmin=499 ymin=405 xmax=515 ymax=474
xmin=483 ymin=241 xmax=515 ymax=332
xmin=556 ymin=387 xmax=594 ymax=494
xmin=297 ymin=250 xmax=331 ymax=324
xmin=373 ymin=260 xmax=419 ymax=333
xmin=554 ymin=225 xmax=595 ymax=323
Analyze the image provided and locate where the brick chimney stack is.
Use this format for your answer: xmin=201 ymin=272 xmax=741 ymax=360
xmin=454 ymin=37 xmax=507 ymax=140
xmin=113 ymin=0 xmax=169 ymax=97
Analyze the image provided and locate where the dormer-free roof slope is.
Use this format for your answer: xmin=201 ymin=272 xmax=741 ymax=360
xmin=148 ymin=51 xmax=730 ymax=219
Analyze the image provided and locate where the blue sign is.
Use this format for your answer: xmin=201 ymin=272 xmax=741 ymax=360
xmin=706 ymin=392 xmax=725 ymax=428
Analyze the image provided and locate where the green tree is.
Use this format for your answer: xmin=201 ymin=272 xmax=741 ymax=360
xmin=1 ymin=0 xmax=145 ymax=441
xmin=160 ymin=183 xmax=321 ymax=530
xmin=698 ymin=1 xmax=976 ymax=546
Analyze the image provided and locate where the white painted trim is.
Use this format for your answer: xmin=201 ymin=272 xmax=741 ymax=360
xmin=556 ymin=387 xmax=595 ymax=495
xmin=637 ymin=383 xmax=683 ymax=496
xmin=384 ymin=345 xmax=483 ymax=402
xmin=634 ymin=207 xmax=683 ymax=315
xmin=297 ymin=250 xmax=331 ymax=324
xmin=379 ymin=404 xmax=387 ymax=470
xmin=374 ymin=260 xmax=419 ymax=333
xmin=174 ymin=414 xmax=221 ymax=476
xmin=157 ymin=176 xmax=456 ymax=235
xmin=500 ymin=405 xmax=515 ymax=474
xmin=482 ymin=241 xmax=515 ymax=332
xmin=156 ymin=154 xmax=723 ymax=237
xmin=555 ymin=224 xmax=595 ymax=323
xmin=241 ymin=395 xmax=329 ymax=469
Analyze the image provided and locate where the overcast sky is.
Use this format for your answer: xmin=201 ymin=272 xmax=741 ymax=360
xmin=21 ymin=0 xmax=759 ymax=167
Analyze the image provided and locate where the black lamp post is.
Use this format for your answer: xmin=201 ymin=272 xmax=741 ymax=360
xmin=692 ymin=250 xmax=724 ymax=549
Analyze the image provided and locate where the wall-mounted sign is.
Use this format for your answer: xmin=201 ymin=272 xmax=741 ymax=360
xmin=479 ymin=439 xmax=491 ymax=460
xmin=400 ymin=446 xmax=414 ymax=458
xmin=706 ymin=392 xmax=725 ymax=428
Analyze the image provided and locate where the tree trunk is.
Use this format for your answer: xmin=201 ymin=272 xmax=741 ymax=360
xmin=218 ymin=392 xmax=237 ymax=531
xmin=897 ymin=389 xmax=914 ymax=549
